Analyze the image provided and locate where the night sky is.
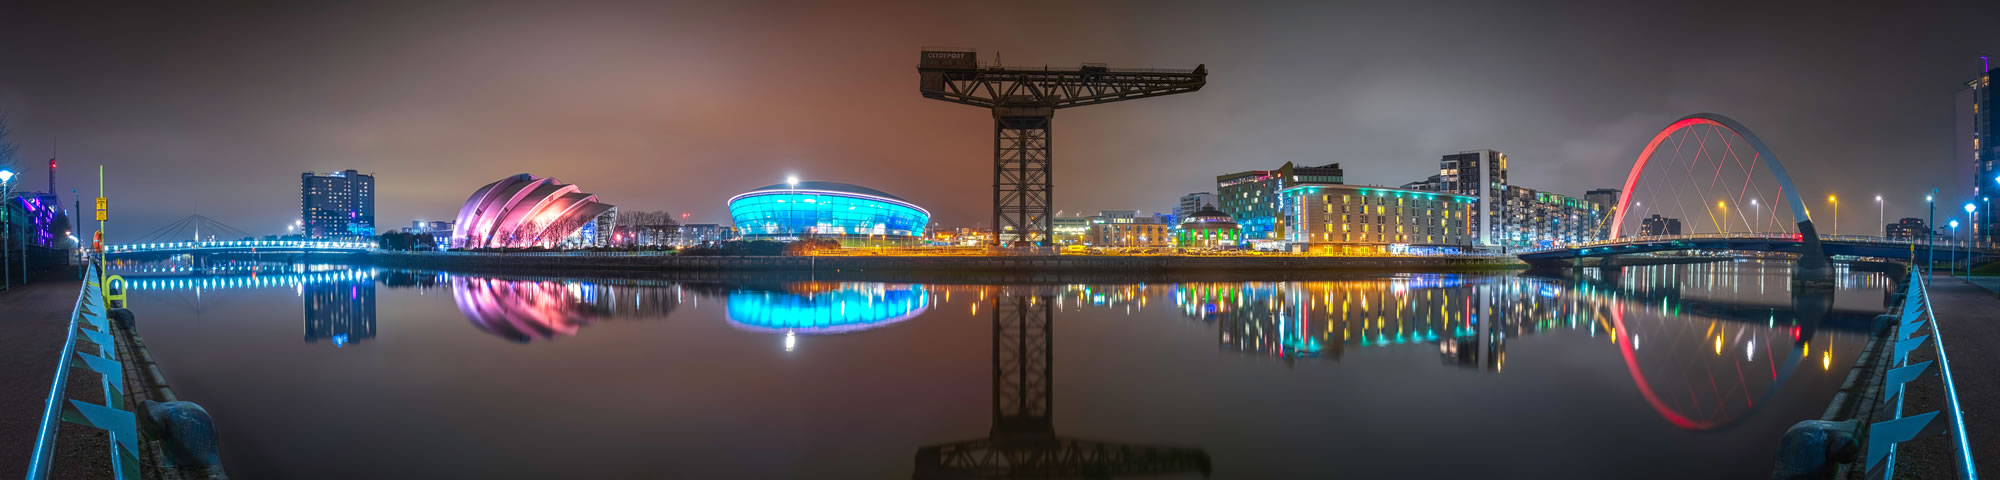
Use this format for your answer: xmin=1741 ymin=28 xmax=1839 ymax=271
xmin=1 ymin=1 xmax=1996 ymax=242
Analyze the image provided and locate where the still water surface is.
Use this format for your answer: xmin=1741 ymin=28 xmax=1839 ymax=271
xmin=115 ymin=261 xmax=1889 ymax=479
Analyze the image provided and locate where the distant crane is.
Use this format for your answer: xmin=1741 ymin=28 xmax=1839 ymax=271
xmin=918 ymin=49 xmax=1207 ymax=247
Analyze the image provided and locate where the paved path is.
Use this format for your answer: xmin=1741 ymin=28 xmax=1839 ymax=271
xmin=1890 ymin=275 xmax=1999 ymax=478
xmin=0 ymin=272 xmax=111 ymax=479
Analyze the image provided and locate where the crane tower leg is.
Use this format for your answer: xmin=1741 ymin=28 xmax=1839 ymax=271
xmin=994 ymin=113 xmax=1053 ymax=248
xmin=991 ymin=290 xmax=1053 ymax=436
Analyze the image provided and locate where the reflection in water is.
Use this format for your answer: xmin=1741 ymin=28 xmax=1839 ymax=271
xmin=1068 ymin=266 xmax=1878 ymax=432
xmin=447 ymin=275 xmax=684 ymax=343
xmin=114 ymin=261 xmax=1888 ymax=477
xmin=304 ymin=278 xmax=376 ymax=347
xmin=724 ymin=283 xmax=929 ymax=334
xmin=914 ymin=289 xmax=1213 ymax=478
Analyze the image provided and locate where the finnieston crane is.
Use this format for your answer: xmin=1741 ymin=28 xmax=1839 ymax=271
xmin=918 ymin=49 xmax=1207 ymax=247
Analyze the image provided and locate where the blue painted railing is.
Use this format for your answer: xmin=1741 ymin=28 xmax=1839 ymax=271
xmin=26 ymin=262 xmax=140 ymax=479
xmin=1867 ymin=267 xmax=1978 ymax=479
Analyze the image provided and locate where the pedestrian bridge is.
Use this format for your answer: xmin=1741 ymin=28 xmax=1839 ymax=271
xmin=103 ymin=240 xmax=374 ymax=257
xmin=1516 ymin=233 xmax=2000 ymax=264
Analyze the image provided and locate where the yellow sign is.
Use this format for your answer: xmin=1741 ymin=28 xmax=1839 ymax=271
xmin=95 ymin=197 xmax=106 ymax=210
xmin=95 ymin=210 xmax=107 ymax=221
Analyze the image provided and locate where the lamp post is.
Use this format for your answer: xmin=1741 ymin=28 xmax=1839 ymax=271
xmin=1967 ymin=203 xmax=1978 ymax=278
xmin=1950 ymin=220 xmax=1960 ymax=279
xmin=1750 ymin=198 xmax=1760 ymax=233
xmin=785 ymin=175 xmax=800 ymax=242
xmin=1717 ymin=200 xmax=1728 ymax=234
xmin=1928 ymin=191 xmax=1936 ymax=280
xmin=1876 ymin=195 xmax=1884 ymax=238
xmin=1828 ymin=195 xmax=1838 ymax=236
xmin=0 ymin=169 xmax=13 ymax=291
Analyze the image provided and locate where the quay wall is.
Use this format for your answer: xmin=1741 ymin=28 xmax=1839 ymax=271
xmin=358 ymin=251 xmax=1527 ymax=273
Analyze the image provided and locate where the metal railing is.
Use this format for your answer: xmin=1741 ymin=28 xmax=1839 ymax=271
xmin=1513 ymin=233 xmax=2000 ymax=255
xmin=1868 ymin=267 xmax=1978 ymax=479
xmin=105 ymin=239 xmax=374 ymax=253
xmin=27 ymin=262 xmax=141 ymax=479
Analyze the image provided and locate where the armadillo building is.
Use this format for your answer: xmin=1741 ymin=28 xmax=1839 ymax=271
xmin=727 ymin=181 xmax=930 ymax=245
xmin=451 ymin=174 xmax=617 ymax=249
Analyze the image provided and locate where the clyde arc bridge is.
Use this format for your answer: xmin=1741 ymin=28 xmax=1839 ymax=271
xmin=1520 ymin=112 xmax=2000 ymax=275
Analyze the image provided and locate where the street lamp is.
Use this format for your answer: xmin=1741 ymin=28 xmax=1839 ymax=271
xmin=1717 ymin=200 xmax=1727 ymax=234
xmin=0 ymin=169 xmax=12 ymax=291
xmin=1749 ymin=198 xmax=1760 ymax=233
xmin=1827 ymin=195 xmax=1838 ymax=236
xmin=1951 ymin=219 xmax=1961 ymax=278
xmin=1928 ymin=192 xmax=1936 ymax=279
xmin=1876 ymin=195 xmax=1884 ymax=238
xmin=1967 ymin=203 xmax=1978 ymax=278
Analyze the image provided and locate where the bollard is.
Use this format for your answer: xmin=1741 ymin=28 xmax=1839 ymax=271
xmin=142 ymin=400 xmax=229 ymax=479
xmin=109 ymin=307 xmax=136 ymax=330
xmin=1872 ymin=314 xmax=1899 ymax=333
xmin=1771 ymin=419 xmax=1858 ymax=479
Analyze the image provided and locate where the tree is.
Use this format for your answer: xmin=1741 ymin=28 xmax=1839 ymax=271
xmin=0 ymin=112 xmax=17 ymax=174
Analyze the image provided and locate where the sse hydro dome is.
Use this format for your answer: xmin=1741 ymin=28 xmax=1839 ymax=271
xmin=727 ymin=181 xmax=930 ymax=245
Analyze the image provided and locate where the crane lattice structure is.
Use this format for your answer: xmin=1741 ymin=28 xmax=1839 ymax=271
xmin=913 ymin=290 xmax=1211 ymax=478
xmin=918 ymin=49 xmax=1207 ymax=247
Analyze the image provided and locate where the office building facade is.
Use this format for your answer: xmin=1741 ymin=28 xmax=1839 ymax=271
xmin=1087 ymin=221 xmax=1170 ymax=247
xmin=1640 ymin=214 xmax=1683 ymax=236
xmin=1217 ymin=162 xmax=1344 ymax=244
xmin=1965 ymin=66 xmax=1997 ymax=242
xmin=301 ymin=170 xmax=375 ymax=240
xmin=1888 ymin=217 xmax=1931 ymax=241
xmin=1278 ymin=183 xmax=1477 ymax=254
xmin=1502 ymin=187 xmax=1608 ymax=247
xmin=1437 ymin=150 xmax=1507 ymax=246
xmin=1178 ymin=192 xmax=1217 ymax=220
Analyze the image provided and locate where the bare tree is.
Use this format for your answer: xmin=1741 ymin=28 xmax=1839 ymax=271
xmin=0 ymin=112 xmax=17 ymax=173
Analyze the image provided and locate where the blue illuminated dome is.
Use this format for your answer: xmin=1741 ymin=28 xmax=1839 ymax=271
xmin=725 ymin=283 xmax=930 ymax=334
xmin=727 ymin=181 xmax=930 ymax=244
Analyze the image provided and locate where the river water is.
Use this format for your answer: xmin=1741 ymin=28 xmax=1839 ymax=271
xmin=113 ymin=260 xmax=1890 ymax=479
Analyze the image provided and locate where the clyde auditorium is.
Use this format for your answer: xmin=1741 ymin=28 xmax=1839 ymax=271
xmin=727 ymin=181 xmax=930 ymax=246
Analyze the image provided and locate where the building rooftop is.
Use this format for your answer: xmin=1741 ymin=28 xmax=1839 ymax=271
xmin=741 ymin=181 xmax=909 ymax=202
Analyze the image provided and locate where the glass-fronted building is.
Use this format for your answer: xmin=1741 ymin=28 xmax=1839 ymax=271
xmin=727 ymin=181 xmax=930 ymax=245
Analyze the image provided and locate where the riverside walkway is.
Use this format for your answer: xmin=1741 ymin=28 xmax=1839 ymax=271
xmin=1894 ymin=275 xmax=2000 ymax=477
xmin=0 ymin=271 xmax=109 ymax=478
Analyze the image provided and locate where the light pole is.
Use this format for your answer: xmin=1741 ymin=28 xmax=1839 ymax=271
xmin=1928 ymin=191 xmax=1936 ymax=280
xmin=1717 ymin=200 xmax=1728 ymax=234
xmin=1876 ymin=195 xmax=1883 ymax=238
xmin=1750 ymin=198 xmax=1760 ymax=233
xmin=1828 ymin=195 xmax=1838 ymax=236
xmin=786 ymin=175 xmax=799 ymax=241
xmin=1950 ymin=220 xmax=1960 ymax=278
xmin=0 ymin=169 xmax=13 ymax=291
xmin=1967 ymin=203 xmax=1978 ymax=278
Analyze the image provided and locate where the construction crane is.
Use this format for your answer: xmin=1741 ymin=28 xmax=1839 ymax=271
xmin=918 ymin=49 xmax=1207 ymax=247
xmin=913 ymin=289 xmax=1211 ymax=478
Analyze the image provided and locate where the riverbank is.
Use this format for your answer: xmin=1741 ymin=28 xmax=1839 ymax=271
xmin=359 ymin=251 xmax=1528 ymax=274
